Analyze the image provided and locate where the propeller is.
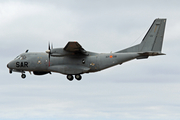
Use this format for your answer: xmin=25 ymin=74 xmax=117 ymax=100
xmin=46 ymin=42 xmax=53 ymax=66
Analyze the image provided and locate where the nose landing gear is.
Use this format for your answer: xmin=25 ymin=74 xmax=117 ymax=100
xmin=8 ymin=69 xmax=26 ymax=79
xmin=21 ymin=74 xmax=26 ymax=79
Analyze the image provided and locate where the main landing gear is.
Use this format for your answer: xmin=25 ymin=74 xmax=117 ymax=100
xmin=67 ymin=74 xmax=82 ymax=81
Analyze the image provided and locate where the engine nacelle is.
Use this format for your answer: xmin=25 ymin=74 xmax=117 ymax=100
xmin=33 ymin=71 xmax=49 ymax=75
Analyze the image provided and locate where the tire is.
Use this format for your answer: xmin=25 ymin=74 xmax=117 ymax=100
xmin=67 ymin=75 xmax=73 ymax=81
xmin=21 ymin=74 xmax=26 ymax=79
xmin=75 ymin=74 xmax=82 ymax=80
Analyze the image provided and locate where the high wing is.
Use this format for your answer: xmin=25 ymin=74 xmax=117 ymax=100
xmin=64 ymin=41 xmax=88 ymax=55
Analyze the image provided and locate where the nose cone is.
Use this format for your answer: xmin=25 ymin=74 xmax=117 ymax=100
xmin=7 ymin=63 xmax=9 ymax=68
xmin=7 ymin=61 xmax=14 ymax=69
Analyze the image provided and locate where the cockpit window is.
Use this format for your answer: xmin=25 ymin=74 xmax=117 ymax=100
xmin=21 ymin=55 xmax=26 ymax=60
xmin=15 ymin=56 xmax=20 ymax=60
xmin=15 ymin=55 xmax=26 ymax=60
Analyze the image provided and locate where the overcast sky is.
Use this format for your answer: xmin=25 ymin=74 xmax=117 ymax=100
xmin=1 ymin=0 xmax=180 ymax=120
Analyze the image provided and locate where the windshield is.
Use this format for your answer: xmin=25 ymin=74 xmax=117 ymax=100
xmin=14 ymin=55 xmax=26 ymax=60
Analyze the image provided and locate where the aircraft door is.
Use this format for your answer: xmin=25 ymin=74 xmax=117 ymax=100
xmin=88 ymin=56 xmax=99 ymax=72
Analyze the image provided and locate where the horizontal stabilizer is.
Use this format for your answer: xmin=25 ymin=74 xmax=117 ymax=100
xmin=138 ymin=52 xmax=166 ymax=56
xmin=136 ymin=52 xmax=165 ymax=59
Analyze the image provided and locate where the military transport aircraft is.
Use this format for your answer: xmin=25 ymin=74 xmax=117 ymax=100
xmin=7 ymin=18 xmax=166 ymax=81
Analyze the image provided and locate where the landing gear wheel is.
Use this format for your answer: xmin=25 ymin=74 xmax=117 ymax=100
xmin=21 ymin=74 xmax=26 ymax=79
xmin=67 ymin=75 xmax=73 ymax=81
xmin=75 ymin=74 xmax=82 ymax=80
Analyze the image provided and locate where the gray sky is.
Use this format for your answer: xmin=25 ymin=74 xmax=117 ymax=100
xmin=1 ymin=0 xmax=180 ymax=120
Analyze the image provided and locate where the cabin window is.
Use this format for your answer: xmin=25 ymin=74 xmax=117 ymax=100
xmin=82 ymin=59 xmax=85 ymax=64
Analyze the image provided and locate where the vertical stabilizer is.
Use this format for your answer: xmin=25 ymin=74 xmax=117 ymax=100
xmin=139 ymin=18 xmax=166 ymax=52
xmin=117 ymin=18 xmax=166 ymax=53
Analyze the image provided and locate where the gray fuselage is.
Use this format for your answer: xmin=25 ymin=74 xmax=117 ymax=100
xmin=8 ymin=51 xmax=139 ymax=75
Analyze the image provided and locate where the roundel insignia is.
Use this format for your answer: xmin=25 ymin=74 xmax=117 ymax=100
xmin=38 ymin=60 xmax=41 ymax=64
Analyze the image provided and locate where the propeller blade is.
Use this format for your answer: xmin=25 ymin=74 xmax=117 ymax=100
xmin=51 ymin=43 xmax=53 ymax=49
xmin=47 ymin=42 xmax=51 ymax=66
xmin=48 ymin=42 xmax=50 ymax=50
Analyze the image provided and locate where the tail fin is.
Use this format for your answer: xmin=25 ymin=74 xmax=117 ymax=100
xmin=117 ymin=18 xmax=166 ymax=54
